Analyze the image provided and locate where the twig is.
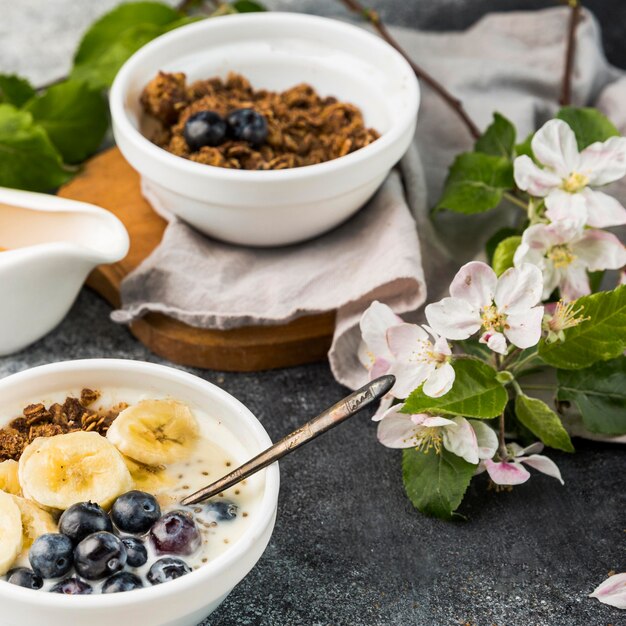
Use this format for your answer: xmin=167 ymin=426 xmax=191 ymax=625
xmin=559 ymin=0 xmax=582 ymax=106
xmin=498 ymin=413 xmax=508 ymax=460
xmin=338 ymin=0 xmax=481 ymax=140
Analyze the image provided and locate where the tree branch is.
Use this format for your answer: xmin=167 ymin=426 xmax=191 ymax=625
xmin=338 ymin=0 xmax=481 ymax=140
xmin=559 ymin=0 xmax=582 ymax=106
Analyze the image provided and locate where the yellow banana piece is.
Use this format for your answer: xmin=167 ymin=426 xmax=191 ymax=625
xmin=0 ymin=490 xmax=23 ymax=575
xmin=12 ymin=495 xmax=57 ymax=555
xmin=107 ymin=399 xmax=199 ymax=466
xmin=0 ymin=460 xmax=21 ymax=495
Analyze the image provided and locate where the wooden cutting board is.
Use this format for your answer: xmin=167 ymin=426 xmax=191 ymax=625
xmin=57 ymin=147 xmax=335 ymax=371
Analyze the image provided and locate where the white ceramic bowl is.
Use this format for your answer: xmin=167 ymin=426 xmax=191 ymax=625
xmin=0 ymin=359 xmax=280 ymax=626
xmin=0 ymin=188 xmax=129 ymax=356
xmin=110 ymin=12 xmax=420 ymax=247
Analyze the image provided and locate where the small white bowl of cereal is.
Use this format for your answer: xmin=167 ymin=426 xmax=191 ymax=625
xmin=110 ymin=12 xmax=419 ymax=246
xmin=0 ymin=359 xmax=279 ymax=626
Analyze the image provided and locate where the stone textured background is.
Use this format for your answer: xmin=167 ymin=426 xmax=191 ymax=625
xmin=0 ymin=2 xmax=624 ymax=625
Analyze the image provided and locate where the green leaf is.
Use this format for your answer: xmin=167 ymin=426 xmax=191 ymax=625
xmin=538 ymin=286 xmax=626 ymax=369
xmin=492 ymin=235 xmax=521 ymax=276
xmin=557 ymin=357 xmax=626 ymax=435
xmin=403 ymin=359 xmax=508 ymax=419
xmin=71 ymin=2 xmax=188 ymax=89
xmin=0 ymin=74 xmax=36 ymax=107
xmin=514 ymin=132 xmax=534 ymax=160
xmin=475 ymin=112 xmax=516 ymax=159
xmin=232 ymin=0 xmax=267 ymax=11
xmin=402 ymin=447 xmax=476 ymax=520
xmin=514 ymin=394 xmax=574 ymax=452
xmin=485 ymin=227 xmax=518 ymax=263
xmin=556 ymin=107 xmax=620 ymax=150
xmin=0 ymin=104 xmax=70 ymax=191
xmin=24 ymin=79 xmax=108 ymax=164
xmin=436 ymin=152 xmax=514 ymax=214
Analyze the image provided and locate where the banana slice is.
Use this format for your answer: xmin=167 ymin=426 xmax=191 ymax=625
xmin=123 ymin=456 xmax=174 ymax=493
xmin=0 ymin=490 xmax=23 ymax=575
xmin=12 ymin=495 xmax=57 ymax=554
xmin=19 ymin=431 xmax=133 ymax=511
xmin=107 ymin=399 xmax=199 ymax=466
xmin=0 ymin=460 xmax=21 ymax=495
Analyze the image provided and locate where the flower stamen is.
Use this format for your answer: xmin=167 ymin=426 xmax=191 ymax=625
xmin=415 ymin=427 xmax=443 ymax=455
xmin=547 ymin=244 xmax=576 ymax=269
xmin=543 ymin=300 xmax=589 ymax=343
xmin=561 ymin=171 xmax=589 ymax=193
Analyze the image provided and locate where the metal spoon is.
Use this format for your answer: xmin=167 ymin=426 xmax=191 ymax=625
xmin=180 ymin=374 xmax=395 ymax=506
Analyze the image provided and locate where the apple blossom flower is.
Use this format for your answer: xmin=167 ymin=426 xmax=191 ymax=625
xmin=514 ymin=119 xmax=626 ymax=228
xmin=377 ymin=404 xmax=498 ymax=465
xmin=514 ymin=220 xmax=626 ymax=301
xmin=386 ymin=323 xmax=455 ymax=398
xmin=482 ymin=442 xmax=563 ymax=486
xmin=590 ymin=572 xmax=626 ymax=609
xmin=425 ymin=261 xmax=544 ymax=355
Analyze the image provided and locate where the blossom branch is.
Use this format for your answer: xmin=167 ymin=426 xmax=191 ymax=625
xmin=337 ymin=0 xmax=481 ymax=140
xmin=559 ymin=0 xmax=582 ymax=106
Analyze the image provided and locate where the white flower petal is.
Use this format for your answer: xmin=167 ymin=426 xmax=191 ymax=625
xmin=495 ymin=264 xmax=544 ymax=314
xmin=581 ymin=188 xmax=626 ymax=228
xmin=544 ymin=188 xmax=588 ymax=227
xmin=589 ymin=572 xmax=626 ymax=609
xmin=573 ymin=228 xmax=626 ymax=272
xmin=505 ymin=305 xmax=544 ymax=349
xmin=442 ymin=417 xmax=479 ymax=464
xmin=377 ymin=411 xmax=422 ymax=448
xmin=422 ymin=362 xmax=455 ymax=398
xmin=360 ymin=301 xmax=401 ymax=361
xmin=519 ymin=454 xmax=564 ymax=485
xmin=531 ymin=119 xmax=580 ymax=178
xmin=387 ymin=323 xmax=429 ymax=361
xmin=513 ymin=155 xmax=562 ymax=197
xmin=468 ymin=420 xmax=498 ymax=460
xmin=371 ymin=394 xmax=394 ymax=421
xmin=559 ymin=261 xmax=591 ymax=301
xmin=578 ymin=135 xmax=626 ymax=186
xmin=518 ymin=442 xmax=544 ymax=456
xmin=432 ymin=334 xmax=452 ymax=356
xmin=370 ymin=357 xmax=391 ymax=380
xmin=357 ymin=340 xmax=372 ymax=369
xmin=389 ymin=361 xmax=432 ymax=399
xmin=425 ymin=297 xmax=482 ymax=340
xmin=479 ymin=331 xmax=508 ymax=355
xmin=449 ymin=261 xmax=497 ymax=308
xmin=422 ymin=415 xmax=456 ymax=428
xmin=484 ymin=459 xmax=530 ymax=485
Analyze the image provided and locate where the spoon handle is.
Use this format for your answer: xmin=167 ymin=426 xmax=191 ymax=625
xmin=180 ymin=374 xmax=395 ymax=506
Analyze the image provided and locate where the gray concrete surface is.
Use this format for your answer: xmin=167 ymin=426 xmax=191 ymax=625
xmin=1 ymin=2 xmax=624 ymax=625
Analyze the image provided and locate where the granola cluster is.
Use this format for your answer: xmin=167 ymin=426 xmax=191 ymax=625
xmin=140 ymin=71 xmax=380 ymax=170
xmin=0 ymin=389 xmax=127 ymax=461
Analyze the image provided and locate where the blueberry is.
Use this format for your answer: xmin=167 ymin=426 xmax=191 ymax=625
xmin=183 ymin=110 xmax=227 ymax=151
xmin=111 ymin=490 xmax=161 ymax=534
xmin=121 ymin=536 xmax=148 ymax=567
xmin=59 ymin=501 xmax=112 ymax=544
xmin=74 ymin=531 xmax=127 ymax=580
xmin=147 ymin=557 xmax=191 ymax=585
xmin=205 ymin=500 xmax=238 ymax=521
xmin=29 ymin=533 xmax=73 ymax=579
xmin=5 ymin=567 xmax=43 ymax=590
xmin=101 ymin=571 xmax=144 ymax=593
xmin=226 ymin=108 xmax=268 ymax=146
xmin=149 ymin=511 xmax=201 ymax=556
xmin=49 ymin=577 xmax=93 ymax=595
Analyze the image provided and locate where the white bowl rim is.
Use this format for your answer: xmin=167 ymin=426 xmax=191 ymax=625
xmin=110 ymin=11 xmax=420 ymax=183
xmin=0 ymin=358 xmax=280 ymax=608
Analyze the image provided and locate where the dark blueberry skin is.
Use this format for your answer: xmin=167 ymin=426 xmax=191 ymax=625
xmin=183 ymin=110 xmax=227 ymax=151
xmin=147 ymin=557 xmax=191 ymax=585
xmin=5 ymin=567 xmax=43 ymax=590
xmin=111 ymin=490 xmax=161 ymax=535
xmin=101 ymin=571 xmax=144 ymax=594
xmin=29 ymin=533 xmax=73 ymax=579
xmin=49 ymin=577 xmax=93 ymax=595
xmin=226 ymin=108 xmax=268 ymax=146
xmin=74 ymin=531 xmax=127 ymax=580
xmin=205 ymin=500 xmax=238 ymax=521
xmin=121 ymin=536 xmax=148 ymax=568
xmin=58 ymin=501 xmax=112 ymax=544
xmin=149 ymin=511 xmax=201 ymax=556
